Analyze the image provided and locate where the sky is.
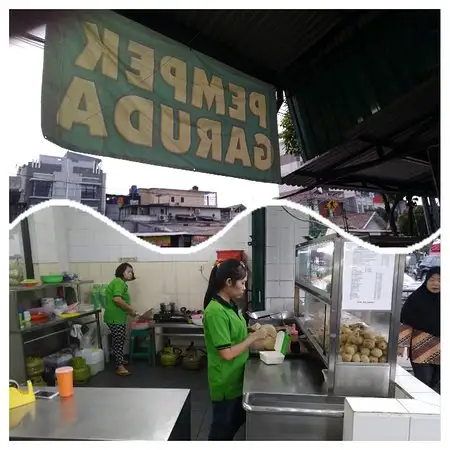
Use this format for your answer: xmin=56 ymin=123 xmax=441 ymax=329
xmin=8 ymin=33 xmax=280 ymax=208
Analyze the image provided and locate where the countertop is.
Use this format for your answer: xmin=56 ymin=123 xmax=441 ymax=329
xmin=244 ymin=358 xmax=327 ymax=396
xmin=9 ymin=387 xmax=190 ymax=441
xmin=154 ymin=322 xmax=203 ymax=329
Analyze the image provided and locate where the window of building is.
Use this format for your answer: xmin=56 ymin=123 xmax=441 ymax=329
xmin=32 ymin=180 xmax=52 ymax=197
xmin=171 ymin=196 xmax=175 ymax=202
xmin=181 ymin=197 xmax=184 ymax=203
xmin=81 ymin=184 xmax=98 ymax=199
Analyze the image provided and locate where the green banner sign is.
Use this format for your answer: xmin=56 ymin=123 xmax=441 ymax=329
xmin=42 ymin=11 xmax=281 ymax=183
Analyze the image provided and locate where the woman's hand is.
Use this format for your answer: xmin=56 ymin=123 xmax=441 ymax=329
xmin=251 ymin=327 xmax=268 ymax=342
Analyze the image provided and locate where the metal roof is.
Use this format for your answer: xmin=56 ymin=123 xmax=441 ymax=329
xmin=283 ymin=76 xmax=439 ymax=196
xmin=118 ymin=10 xmax=364 ymax=87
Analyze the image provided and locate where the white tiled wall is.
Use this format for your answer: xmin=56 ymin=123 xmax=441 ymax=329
xmin=24 ymin=205 xmax=309 ymax=312
xmin=265 ymin=206 xmax=308 ymax=312
xmin=26 ymin=206 xmax=252 ymax=311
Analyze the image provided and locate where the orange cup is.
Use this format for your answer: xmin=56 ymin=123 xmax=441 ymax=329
xmin=55 ymin=366 xmax=74 ymax=398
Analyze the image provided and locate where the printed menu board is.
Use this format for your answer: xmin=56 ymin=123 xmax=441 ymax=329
xmin=342 ymin=242 xmax=396 ymax=311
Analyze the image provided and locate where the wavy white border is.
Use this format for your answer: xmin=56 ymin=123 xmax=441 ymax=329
xmin=10 ymin=199 xmax=439 ymax=255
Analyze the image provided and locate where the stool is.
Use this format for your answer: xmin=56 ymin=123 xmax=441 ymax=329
xmin=129 ymin=329 xmax=155 ymax=366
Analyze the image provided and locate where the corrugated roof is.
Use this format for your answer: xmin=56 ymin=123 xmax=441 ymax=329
xmin=118 ymin=10 xmax=361 ymax=86
xmin=283 ymin=76 xmax=439 ymax=196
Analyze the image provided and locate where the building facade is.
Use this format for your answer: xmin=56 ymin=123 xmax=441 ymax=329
xmin=138 ymin=186 xmax=217 ymax=208
xmin=105 ymin=186 xmax=233 ymax=247
xmin=16 ymin=151 xmax=107 ymax=214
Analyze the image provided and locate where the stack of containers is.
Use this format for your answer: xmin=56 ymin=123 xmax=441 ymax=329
xmin=75 ymin=348 xmax=105 ymax=376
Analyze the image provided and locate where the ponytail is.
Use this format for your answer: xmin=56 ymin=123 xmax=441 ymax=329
xmin=203 ymin=259 xmax=247 ymax=310
xmin=204 ymin=264 xmax=219 ymax=309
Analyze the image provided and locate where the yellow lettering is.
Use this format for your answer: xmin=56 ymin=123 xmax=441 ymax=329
xmin=254 ymin=134 xmax=273 ymax=171
xmin=160 ymin=56 xmax=187 ymax=103
xmin=115 ymin=95 xmax=154 ymax=146
xmin=75 ymin=22 xmax=119 ymax=80
xmin=196 ymin=118 xmax=222 ymax=161
xmin=249 ymin=92 xmax=267 ymax=129
xmin=228 ymin=83 xmax=246 ymax=122
xmin=191 ymin=68 xmax=225 ymax=115
xmin=57 ymin=76 xmax=107 ymax=137
xmin=161 ymin=105 xmax=191 ymax=154
xmin=225 ymin=126 xmax=251 ymax=167
xmin=126 ymin=41 xmax=155 ymax=92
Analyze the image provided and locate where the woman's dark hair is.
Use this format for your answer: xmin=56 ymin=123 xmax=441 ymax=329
xmin=115 ymin=263 xmax=135 ymax=280
xmin=425 ymin=266 xmax=440 ymax=283
xmin=203 ymin=259 xmax=247 ymax=309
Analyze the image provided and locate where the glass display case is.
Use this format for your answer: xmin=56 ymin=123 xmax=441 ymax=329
xmin=295 ymin=235 xmax=406 ymax=398
xmin=297 ymin=289 xmax=331 ymax=364
xmin=337 ymin=310 xmax=391 ymax=364
xmin=295 ymin=239 xmax=334 ymax=299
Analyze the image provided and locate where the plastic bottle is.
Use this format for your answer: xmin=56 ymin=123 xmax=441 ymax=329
xmin=291 ymin=324 xmax=298 ymax=336
xmin=22 ymin=311 xmax=32 ymax=328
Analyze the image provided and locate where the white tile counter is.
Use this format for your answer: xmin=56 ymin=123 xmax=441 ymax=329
xmin=343 ymin=364 xmax=440 ymax=441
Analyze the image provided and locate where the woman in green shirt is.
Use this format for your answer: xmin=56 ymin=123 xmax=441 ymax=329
xmin=104 ymin=263 xmax=139 ymax=376
xmin=203 ymin=259 xmax=267 ymax=440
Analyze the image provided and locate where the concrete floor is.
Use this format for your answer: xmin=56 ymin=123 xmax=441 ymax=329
xmin=83 ymin=360 xmax=245 ymax=440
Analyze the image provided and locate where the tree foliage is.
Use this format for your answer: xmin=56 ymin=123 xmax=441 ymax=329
xmin=279 ymin=109 xmax=302 ymax=155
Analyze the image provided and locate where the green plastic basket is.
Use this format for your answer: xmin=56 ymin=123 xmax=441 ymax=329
xmin=40 ymin=274 xmax=64 ymax=284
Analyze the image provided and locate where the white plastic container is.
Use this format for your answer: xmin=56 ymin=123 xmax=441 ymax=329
xmin=259 ymin=331 xmax=286 ymax=365
xmin=191 ymin=314 xmax=203 ymax=326
xmin=76 ymin=348 xmax=105 ymax=376
xmin=88 ymin=349 xmax=105 ymax=376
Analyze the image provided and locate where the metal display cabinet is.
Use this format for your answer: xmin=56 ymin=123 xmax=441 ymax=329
xmin=295 ymin=234 xmax=405 ymax=398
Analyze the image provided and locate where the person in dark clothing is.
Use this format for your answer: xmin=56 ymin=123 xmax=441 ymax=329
xmin=399 ymin=266 xmax=440 ymax=392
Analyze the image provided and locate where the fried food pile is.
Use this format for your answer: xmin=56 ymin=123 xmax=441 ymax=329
xmin=339 ymin=323 xmax=388 ymax=363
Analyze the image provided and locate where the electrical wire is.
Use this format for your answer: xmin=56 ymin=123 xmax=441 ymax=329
xmin=281 ymin=205 xmax=327 ymax=226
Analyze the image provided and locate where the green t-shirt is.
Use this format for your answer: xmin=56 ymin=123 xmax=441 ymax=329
xmin=104 ymin=278 xmax=131 ymax=325
xmin=203 ymin=297 xmax=249 ymax=402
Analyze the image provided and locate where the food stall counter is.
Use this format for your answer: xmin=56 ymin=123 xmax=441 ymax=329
xmin=243 ymin=359 xmax=345 ymax=441
xmin=10 ymin=387 xmax=191 ymax=441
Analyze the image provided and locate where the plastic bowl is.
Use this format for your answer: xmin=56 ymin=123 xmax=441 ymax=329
xmin=131 ymin=320 xmax=153 ymax=330
xmin=41 ymin=274 xmax=64 ymax=284
xmin=23 ymin=279 xmax=40 ymax=288
xmin=191 ymin=314 xmax=203 ymax=326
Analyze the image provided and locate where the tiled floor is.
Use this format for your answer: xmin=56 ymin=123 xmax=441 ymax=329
xmin=83 ymin=360 xmax=245 ymax=440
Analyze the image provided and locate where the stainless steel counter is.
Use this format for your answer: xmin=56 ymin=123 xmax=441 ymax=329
xmin=154 ymin=322 xmax=204 ymax=338
xmin=154 ymin=323 xmax=203 ymax=329
xmin=244 ymin=358 xmax=327 ymax=396
xmin=10 ymin=388 xmax=191 ymax=441
xmin=243 ymin=359 xmax=344 ymax=441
